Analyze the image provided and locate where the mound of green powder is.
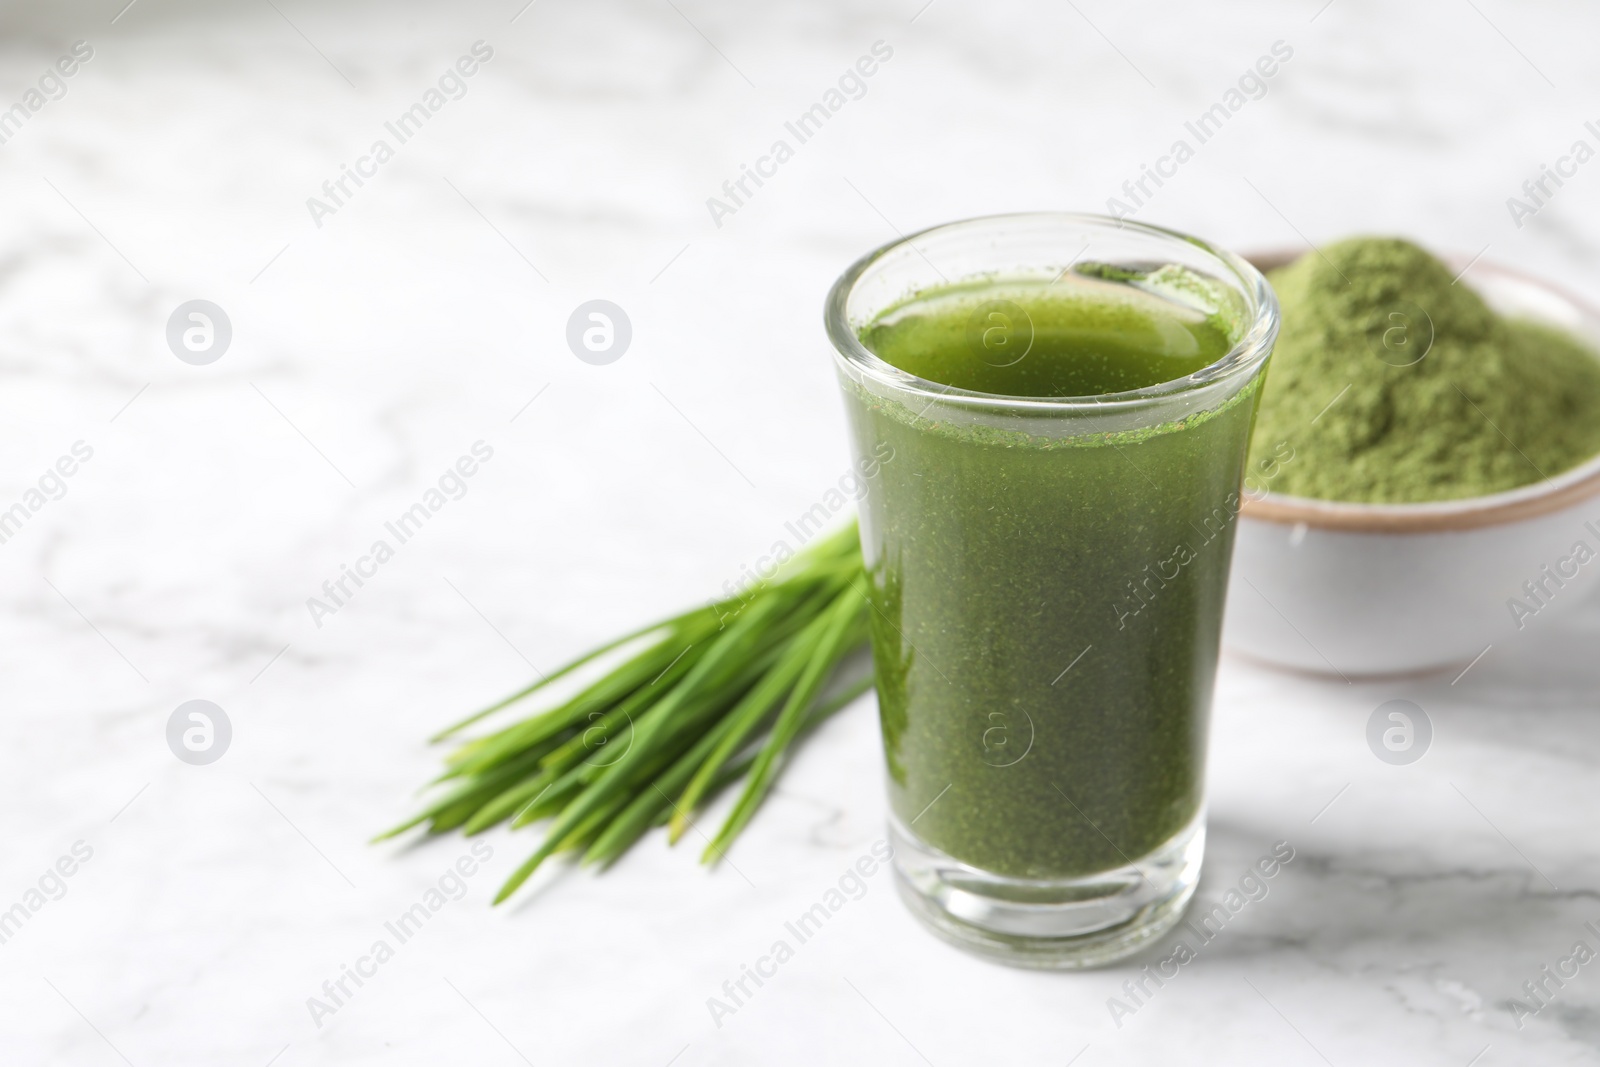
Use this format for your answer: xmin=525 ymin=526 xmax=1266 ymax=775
xmin=1247 ymin=237 xmax=1600 ymax=503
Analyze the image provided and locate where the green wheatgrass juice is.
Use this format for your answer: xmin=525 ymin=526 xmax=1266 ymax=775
xmin=847 ymin=271 xmax=1261 ymax=880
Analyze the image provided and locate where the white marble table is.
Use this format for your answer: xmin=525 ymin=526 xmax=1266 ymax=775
xmin=4 ymin=1 xmax=1600 ymax=1063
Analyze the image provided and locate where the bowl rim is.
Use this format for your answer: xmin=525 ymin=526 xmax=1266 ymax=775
xmin=1238 ymin=247 xmax=1600 ymax=534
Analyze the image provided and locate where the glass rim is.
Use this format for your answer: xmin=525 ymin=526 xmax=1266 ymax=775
xmin=824 ymin=211 xmax=1281 ymax=413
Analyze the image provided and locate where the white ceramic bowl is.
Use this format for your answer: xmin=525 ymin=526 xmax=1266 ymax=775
xmin=1224 ymin=253 xmax=1600 ymax=677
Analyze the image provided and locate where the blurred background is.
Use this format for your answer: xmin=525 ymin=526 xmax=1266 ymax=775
xmin=3 ymin=1 xmax=1599 ymax=1064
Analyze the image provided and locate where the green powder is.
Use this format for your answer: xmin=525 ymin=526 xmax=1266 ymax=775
xmin=1248 ymin=237 xmax=1600 ymax=503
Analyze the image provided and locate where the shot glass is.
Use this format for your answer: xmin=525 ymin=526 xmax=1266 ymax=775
xmin=825 ymin=213 xmax=1278 ymax=967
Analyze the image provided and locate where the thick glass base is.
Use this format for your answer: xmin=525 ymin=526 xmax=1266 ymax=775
xmin=890 ymin=812 xmax=1204 ymax=969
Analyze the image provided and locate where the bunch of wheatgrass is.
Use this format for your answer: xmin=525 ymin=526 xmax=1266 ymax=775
xmin=378 ymin=522 xmax=873 ymax=904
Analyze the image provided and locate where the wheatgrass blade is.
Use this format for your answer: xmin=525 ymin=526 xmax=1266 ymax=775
xmin=493 ymin=591 xmax=807 ymax=901
xmin=669 ymin=601 xmax=843 ymax=840
xmin=390 ymin=521 xmax=873 ymax=906
xmin=704 ymin=587 xmax=867 ymax=861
